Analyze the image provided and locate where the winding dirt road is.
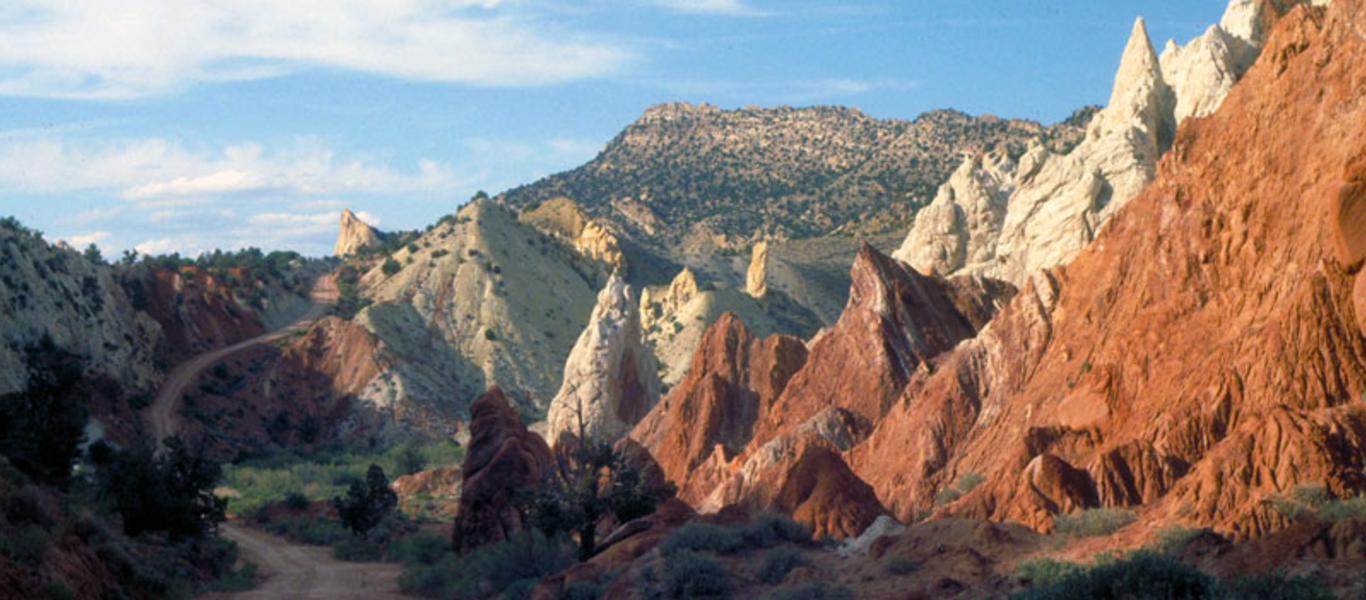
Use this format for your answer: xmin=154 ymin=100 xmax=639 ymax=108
xmin=208 ymin=522 xmax=405 ymax=599
xmin=147 ymin=275 xmax=339 ymax=442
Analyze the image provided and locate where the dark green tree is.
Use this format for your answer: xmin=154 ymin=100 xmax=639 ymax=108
xmin=97 ymin=436 xmax=226 ymax=538
xmin=521 ymin=435 xmax=675 ymax=562
xmin=0 ymin=338 xmax=88 ymax=487
xmin=83 ymin=243 xmax=104 ymax=264
xmin=396 ymin=443 xmax=426 ymax=476
xmin=334 ymin=464 xmax=397 ymax=535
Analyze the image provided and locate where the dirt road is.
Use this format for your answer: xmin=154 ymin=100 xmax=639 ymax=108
xmin=207 ymin=522 xmax=405 ymax=599
xmin=147 ymin=275 xmax=339 ymax=442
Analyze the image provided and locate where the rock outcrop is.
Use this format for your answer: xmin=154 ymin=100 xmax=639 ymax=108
xmin=631 ymin=313 xmax=808 ymax=503
xmin=546 ymin=274 xmax=661 ymax=443
xmin=851 ymin=1 xmax=1366 ymax=539
xmin=893 ymin=150 xmax=1016 ymax=276
xmin=519 ymin=197 xmax=626 ymax=277
xmin=333 ymin=209 xmax=382 ymax=257
xmin=452 ymin=388 xmax=553 ymax=554
xmin=746 ymin=241 xmax=769 ymax=298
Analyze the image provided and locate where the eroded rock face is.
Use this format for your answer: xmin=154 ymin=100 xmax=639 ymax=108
xmin=519 ymin=197 xmax=626 ymax=277
xmin=751 ymin=244 xmax=986 ymax=443
xmin=898 ymin=0 xmax=1317 ymax=286
xmin=452 ymin=387 xmax=553 ymax=554
xmin=546 ymin=274 xmax=661 ymax=443
xmin=333 ymin=209 xmax=382 ymax=257
xmin=852 ymin=1 xmax=1366 ymax=539
xmin=746 ymin=241 xmax=769 ymax=298
xmin=631 ymin=313 xmax=808 ymax=503
xmin=893 ymin=150 xmax=1017 ymax=276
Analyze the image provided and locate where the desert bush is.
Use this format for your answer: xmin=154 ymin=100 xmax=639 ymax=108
xmin=741 ymin=513 xmax=811 ymax=548
xmin=386 ymin=532 xmax=448 ymax=565
xmin=1053 ymin=508 xmax=1136 ymax=537
xmin=883 ymin=555 xmax=919 ymax=576
xmin=1317 ymin=496 xmax=1366 ymax=522
xmin=333 ymin=537 xmax=383 ymax=562
xmin=264 ymin=516 xmax=349 ymax=546
xmin=1014 ymin=558 xmax=1083 ymax=588
xmin=660 ymin=522 xmax=745 ymax=556
xmin=1010 ymin=551 xmax=1216 ymax=600
xmin=663 ymin=550 xmax=731 ymax=599
xmin=202 ymin=562 xmax=258 ymax=593
xmin=1150 ymin=525 xmax=1204 ymax=556
xmin=1220 ymin=572 xmax=1334 ymax=600
xmin=98 ymin=437 xmax=225 ymax=538
xmin=758 ymin=546 xmax=808 ymax=584
xmin=283 ymin=492 xmax=310 ymax=511
xmin=398 ymin=531 xmax=574 ymax=600
xmin=934 ymin=472 xmax=986 ymax=506
xmin=762 ymin=582 xmax=853 ymax=600
xmin=334 ymin=464 xmax=397 ymax=536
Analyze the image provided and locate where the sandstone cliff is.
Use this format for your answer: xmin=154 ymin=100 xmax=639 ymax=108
xmin=333 ymin=209 xmax=382 ymax=257
xmin=545 ymin=274 xmax=661 ymax=443
xmin=518 ymin=197 xmax=626 ymax=278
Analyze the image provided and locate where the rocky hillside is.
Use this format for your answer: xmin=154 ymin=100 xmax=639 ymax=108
xmin=351 ymin=199 xmax=608 ymax=420
xmin=498 ymin=105 xmax=1092 ymax=255
xmin=0 ymin=220 xmax=162 ymax=397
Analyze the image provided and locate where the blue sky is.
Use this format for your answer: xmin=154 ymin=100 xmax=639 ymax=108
xmin=0 ymin=1 xmax=1229 ymax=257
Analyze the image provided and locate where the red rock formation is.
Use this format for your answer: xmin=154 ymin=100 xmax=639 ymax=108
xmin=851 ymin=2 xmax=1366 ymax=539
xmin=772 ymin=445 xmax=886 ymax=539
xmin=752 ymin=244 xmax=993 ymax=446
xmin=452 ymin=387 xmax=554 ymax=554
xmin=139 ymin=266 xmax=265 ymax=365
xmin=631 ymin=313 xmax=807 ymax=503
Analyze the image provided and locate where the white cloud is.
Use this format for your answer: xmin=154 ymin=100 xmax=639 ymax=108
xmin=650 ymin=0 xmax=765 ymax=16
xmin=0 ymin=0 xmax=632 ymax=99
xmin=0 ymin=137 xmax=464 ymax=201
xmin=62 ymin=231 xmax=110 ymax=247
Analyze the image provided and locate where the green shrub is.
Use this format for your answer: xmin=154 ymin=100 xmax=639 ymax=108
xmin=502 ymin=579 xmax=539 ymax=600
xmin=381 ymin=258 xmax=402 ymax=276
xmin=660 ymin=523 xmax=744 ymax=556
xmin=1221 ymin=572 xmax=1334 ymax=600
xmin=398 ymin=532 xmax=574 ymax=600
xmin=284 ymin=492 xmax=310 ymax=511
xmin=1315 ymin=496 xmax=1366 ymax=522
xmin=957 ymin=472 xmax=986 ymax=493
xmin=1053 ymin=508 xmax=1136 ymax=537
xmin=742 ymin=513 xmax=811 ymax=548
xmin=563 ymin=581 xmax=604 ymax=600
xmin=934 ymin=472 xmax=986 ymax=506
xmin=264 ymin=516 xmax=349 ymax=546
xmin=334 ymin=464 xmax=397 ymax=536
xmin=1010 ymin=551 xmax=1216 ymax=600
xmin=1150 ymin=525 xmax=1203 ymax=556
xmin=762 ymin=582 xmax=853 ymax=600
xmin=333 ymin=537 xmax=383 ymax=562
xmin=663 ymin=551 xmax=731 ymax=599
xmin=882 ymin=555 xmax=919 ymax=576
xmin=758 ymin=546 xmax=808 ymax=585
xmin=1014 ymin=558 xmax=1083 ymax=588
xmin=386 ymin=532 xmax=448 ymax=565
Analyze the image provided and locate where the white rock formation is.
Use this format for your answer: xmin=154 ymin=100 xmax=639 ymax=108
xmin=746 ymin=241 xmax=769 ymax=298
xmin=334 ymin=209 xmax=382 ymax=257
xmin=895 ymin=0 xmax=1317 ymax=286
xmin=546 ymin=273 xmax=661 ymax=443
xmin=987 ymin=17 xmax=1174 ymax=283
xmin=892 ymin=149 xmax=1016 ymax=275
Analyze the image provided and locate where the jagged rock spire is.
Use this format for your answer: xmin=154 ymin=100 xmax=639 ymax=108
xmin=333 ymin=209 xmax=382 ymax=257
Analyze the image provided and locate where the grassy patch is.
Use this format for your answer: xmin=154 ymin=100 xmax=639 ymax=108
xmin=1053 ymin=508 xmax=1136 ymax=537
xmin=220 ymin=440 xmax=463 ymax=516
xmin=758 ymin=546 xmax=808 ymax=585
xmin=263 ymin=516 xmax=349 ymax=546
xmin=398 ymin=532 xmax=574 ymax=600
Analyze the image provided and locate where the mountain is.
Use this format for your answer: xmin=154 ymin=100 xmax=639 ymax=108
xmin=498 ymin=105 xmax=1092 ymax=256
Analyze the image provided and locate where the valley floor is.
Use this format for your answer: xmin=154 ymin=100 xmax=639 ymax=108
xmin=208 ymin=522 xmax=404 ymax=600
